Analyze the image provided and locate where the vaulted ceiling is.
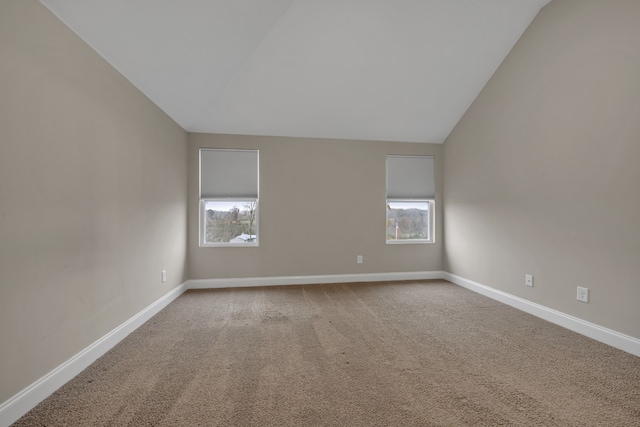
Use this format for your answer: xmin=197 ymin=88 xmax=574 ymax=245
xmin=39 ymin=0 xmax=551 ymax=143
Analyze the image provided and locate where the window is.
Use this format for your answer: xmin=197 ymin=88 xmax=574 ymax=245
xmin=386 ymin=155 xmax=435 ymax=243
xmin=199 ymin=149 xmax=259 ymax=246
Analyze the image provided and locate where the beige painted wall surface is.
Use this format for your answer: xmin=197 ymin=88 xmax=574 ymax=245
xmin=443 ymin=0 xmax=640 ymax=339
xmin=0 ymin=1 xmax=188 ymax=403
xmin=188 ymin=134 xmax=442 ymax=279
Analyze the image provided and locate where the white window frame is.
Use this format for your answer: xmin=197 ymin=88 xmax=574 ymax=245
xmin=199 ymin=149 xmax=259 ymax=247
xmin=386 ymin=155 xmax=435 ymax=245
xmin=386 ymin=199 xmax=434 ymax=244
xmin=200 ymin=199 xmax=259 ymax=247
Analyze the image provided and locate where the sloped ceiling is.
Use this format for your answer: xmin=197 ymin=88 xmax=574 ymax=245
xmin=39 ymin=0 xmax=550 ymax=143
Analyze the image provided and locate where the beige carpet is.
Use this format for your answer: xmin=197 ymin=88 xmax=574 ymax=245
xmin=12 ymin=280 xmax=640 ymax=426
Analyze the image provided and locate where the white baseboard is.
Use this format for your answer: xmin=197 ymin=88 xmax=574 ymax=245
xmin=0 ymin=272 xmax=441 ymax=426
xmin=4 ymin=271 xmax=637 ymax=426
xmin=187 ymin=271 xmax=446 ymax=289
xmin=443 ymin=272 xmax=640 ymax=357
xmin=0 ymin=282 xmax=189 ymax=427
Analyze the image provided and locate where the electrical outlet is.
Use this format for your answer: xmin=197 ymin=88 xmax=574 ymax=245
xmin=161 ymin=270 xmax=167 ymax=283
xmin=357 ymin=255 xmax=363 ymax=264
xmin=577 ymin=286 xmax=589 ymax=303
xmin=525 ymin=274 xmax=534 ymax=287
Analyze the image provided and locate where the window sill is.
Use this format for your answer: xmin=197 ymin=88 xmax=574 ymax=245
xmin=386 ymin=240 xmax=434 ymax=245
xmin=200 ymin=243 xmax=259 ymax=248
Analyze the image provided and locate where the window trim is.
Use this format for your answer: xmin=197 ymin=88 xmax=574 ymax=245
xmin=200 ymin=198 xmax=259 ymax=247
xmin=198 ymin=147 xmax=260 ymax=247
xmin=385 ymin=199 xmax=435 ymax=244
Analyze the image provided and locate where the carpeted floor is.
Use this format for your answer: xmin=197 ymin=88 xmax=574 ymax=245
xmin=12 ymin=280 xmax=640 ymax=426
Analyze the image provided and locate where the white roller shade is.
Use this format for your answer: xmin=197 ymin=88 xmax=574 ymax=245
xmin=386 ymin=155 xmax=435 ymax=200
xmin=200 ymin=149 xmax=258 ymax=199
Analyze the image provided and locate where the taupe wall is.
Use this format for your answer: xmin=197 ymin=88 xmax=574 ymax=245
xmin=188 ymin=134 xmax=442 ymax=279
xmin=4 ymin=0 xmax=639 ymax=412
xmin=443 ymin=0 xmax=640 ymax=339
xmin=0 ymin=1 xmax=188 ymax=403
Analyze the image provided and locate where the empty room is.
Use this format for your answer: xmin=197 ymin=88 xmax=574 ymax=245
xmin=1 ymin=0 xmax=639 ymax=425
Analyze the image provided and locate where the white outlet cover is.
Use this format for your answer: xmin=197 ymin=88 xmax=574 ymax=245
xmin=577 ymin=286 xmax=589 ymax=303
xmin=525 ymin=274 xmax=533 ymax=287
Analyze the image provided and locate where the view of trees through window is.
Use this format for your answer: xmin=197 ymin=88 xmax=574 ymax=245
xmin=386 ymin=201 xmax=430 ymax=241
xmin=204 ymin=200 xmax=257 ymax=244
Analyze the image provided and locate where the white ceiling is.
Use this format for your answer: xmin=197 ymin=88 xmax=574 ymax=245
xmin=39 ymin=0 xmax=550 ymax=143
